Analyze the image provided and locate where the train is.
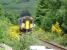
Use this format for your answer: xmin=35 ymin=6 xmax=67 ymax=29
xmin=18 ymin=11 xmax=34 ymax=32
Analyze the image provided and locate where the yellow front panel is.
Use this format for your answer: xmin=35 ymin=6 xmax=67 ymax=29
xmin=25 ymin=20 xmax=30 ymax=29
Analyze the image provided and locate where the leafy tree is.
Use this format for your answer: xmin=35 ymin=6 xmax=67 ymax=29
xmin=0 ymin=4 xmax=5 ymax=18
xmin=35 ymin=0 xmax=67 ymax=32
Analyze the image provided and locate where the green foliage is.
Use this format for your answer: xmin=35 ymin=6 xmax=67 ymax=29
xmin=20 ymin=33 xmax=43 ymax=50
xmin=4 ymin=38 xmax=20 ymax=50
xmin=0 ymin=17 xmax=11 ymax=42
xmin=0 ymin=47 xmax=4 ymax=50
xmin=0 ymin=1 xmax=42 ymax=50
xmin=32 ymin=27 xmax=67 ymax=46
xmin=41 ymin=17 xmax=52 ymax=31
xmin=62 ymin=11 xmax=67 ymax=33
xmin=0 ymin=4 xmax=5 ymax=18
xmin=0 ymin=0 xmax=38 ymax=24
xmin=35 ymin=0 xmax=67 ymax=33
xmin=0 ymin=0 xmax=67 ymax=50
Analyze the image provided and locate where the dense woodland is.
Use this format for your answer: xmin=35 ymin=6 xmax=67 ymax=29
xmin=0 ymin=0 xmax=67 ymax=50
xmin=35 ymin=0 xmax=67 ymax=33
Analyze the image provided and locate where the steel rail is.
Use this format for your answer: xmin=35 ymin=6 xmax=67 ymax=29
xmin=40 ymin=39 xmax=67 ymax=50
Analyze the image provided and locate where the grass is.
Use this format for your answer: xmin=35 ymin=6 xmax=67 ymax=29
xmin=0 ymin=22 xmax=44 ymax=50
xmin=0 ymin=19 xmax=67 ymax=50
xmin=32 ymin=27 xmax=67 ymax=47
xmin=0 ymin=48 xmax=4 ymax=50
xmin=19 ymin=33 xmax=44 ymax=50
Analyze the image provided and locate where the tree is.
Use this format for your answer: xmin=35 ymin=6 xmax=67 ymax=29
xmin=35 ymin=0 xmax=66 ymax=31
xmin=0 ymin=4 xmax=5 ymax=18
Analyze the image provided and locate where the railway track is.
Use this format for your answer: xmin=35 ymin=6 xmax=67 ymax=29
xmin=40 ymin=40 xmax=67 ymax=50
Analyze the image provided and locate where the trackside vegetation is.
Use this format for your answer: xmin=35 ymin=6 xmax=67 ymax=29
xmin=0 ymin=0 xmax=67 ymax=50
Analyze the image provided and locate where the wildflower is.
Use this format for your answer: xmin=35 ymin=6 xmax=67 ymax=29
xmin=51 ymin=22 xmax=62 ymax=33
xmin=8 ymin=25 xmax=20 ymax=40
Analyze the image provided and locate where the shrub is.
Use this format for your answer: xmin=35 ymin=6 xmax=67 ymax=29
xmin=20 ymin=33 xmax=44 ymax=50
xmin=42 ymin=17 xmax=52 ymax=31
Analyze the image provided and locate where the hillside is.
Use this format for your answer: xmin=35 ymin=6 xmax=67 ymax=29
xmin=0 ymin=0 xmax=67 ymax=50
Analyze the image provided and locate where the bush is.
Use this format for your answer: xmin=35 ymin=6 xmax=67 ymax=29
xmin=42 ymin=17 xmax=52 ymax=31
xmin=0 ymin=17 xmax=20 ymax=50
xmin=0 ymin=17 xmax=11 ymax=42
xmin=20 ymin=33 xmax=44 ymax=50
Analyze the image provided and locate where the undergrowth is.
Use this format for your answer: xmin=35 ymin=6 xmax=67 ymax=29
xmin=32 ymin=27 xmax=67 ymax=47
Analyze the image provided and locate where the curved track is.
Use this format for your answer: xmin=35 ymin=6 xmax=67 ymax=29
xmin=41 ymin=40 xmax=67 ymax=50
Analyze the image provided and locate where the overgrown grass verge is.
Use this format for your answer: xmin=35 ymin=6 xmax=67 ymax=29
xmin=0 ymin=18 xmax=20 ymax=50
xmin=0 ymin=20 xmax=44 ymax=50
xmin=0 ymin=17 xmax=67 ymax=50
xmin=20 ymin=33 xmax=44 ymax=50
xmin=32 ymin=27 xmax=67 ymax=47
